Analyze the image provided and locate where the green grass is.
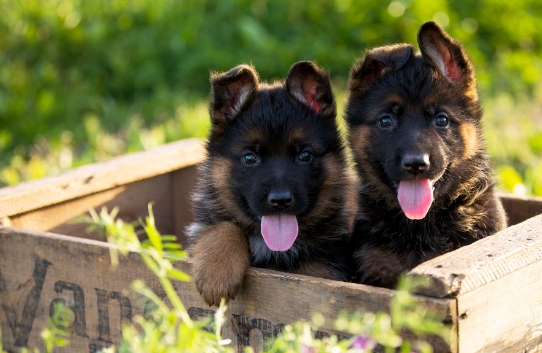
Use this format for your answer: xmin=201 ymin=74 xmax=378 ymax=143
xmin=0 ymin=95 xmax=210 ymax=185
xmin=482 ymin=83 xmax=542 ymax=196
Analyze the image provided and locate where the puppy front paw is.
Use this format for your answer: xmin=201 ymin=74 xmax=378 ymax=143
xmin=189 ymin=222 xmax=250 ymax=307
xmin=193 ymin=260 xmax=246 ymax=306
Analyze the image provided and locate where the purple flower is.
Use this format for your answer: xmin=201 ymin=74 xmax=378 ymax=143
xmin=300 ymin=343 xmax=316 ymax=353
xmin=351 ymin=335 xmax=376 ymax=351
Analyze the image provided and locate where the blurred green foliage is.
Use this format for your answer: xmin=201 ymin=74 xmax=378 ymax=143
xmin=0 ymin=0 xmax=541 ymax=195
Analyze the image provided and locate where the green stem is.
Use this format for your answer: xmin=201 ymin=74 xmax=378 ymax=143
xmin=159 ymin=276 xmax=193 ymax=327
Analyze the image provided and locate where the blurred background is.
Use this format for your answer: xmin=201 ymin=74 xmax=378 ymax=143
xmin=0 ymin=0 xmax=541 ymax=195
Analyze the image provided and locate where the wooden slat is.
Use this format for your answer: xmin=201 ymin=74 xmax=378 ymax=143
xmin=0 ymin=139 xmax=205 ymax=218
xmin=499 ymin=193 xmax=542 ymax=226
xmin=171 ymin=166 xmax=199 ymax=246
xmin=0 ymin=227 xmax=457 ymax=353
xmin=409 ymin=214 xmax=542 ymax=298
xmin=456 ymin=259 xmax=542 ymax=352
xmin=6 ymin=175 xmax=174 ymax=241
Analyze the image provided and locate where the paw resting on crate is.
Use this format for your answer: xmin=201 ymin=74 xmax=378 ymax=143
xmin=189 ymin=222 xmax=250 ymax=306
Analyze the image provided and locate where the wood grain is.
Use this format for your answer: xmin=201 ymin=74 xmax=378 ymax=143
xmin=6 ymin=175 xmax=174 ymax=241
xmin=171 ymin=166 xmax=199 ymax=246
xmin=0 ymin=139 xmax=205 ymax=218
xmin=410 ymin=214 xmax=542 ymax=298
xmin=0 ymin=227 xmax=457 ymax=353
xmin=499 ymin=193 xmax=542 ymax=226
xmin=456 ymin=259 xmax=542 ymax=352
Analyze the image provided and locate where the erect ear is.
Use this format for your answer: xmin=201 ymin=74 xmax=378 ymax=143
xmin=348 ymin=43 xmax=413 ymax=94
xmin=418 ymin=21 xmax=476 ymax=95
xmin=285 ymin=61 xmax=336 ymax=116
xmin=209 ymin=64 xmax=259 ymax=125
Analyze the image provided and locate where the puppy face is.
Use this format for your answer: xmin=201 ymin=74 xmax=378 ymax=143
xmin=347 ymin=22 xmax=483 ymax=220
xmin=207 ymin=62 xmax=345 ymax=251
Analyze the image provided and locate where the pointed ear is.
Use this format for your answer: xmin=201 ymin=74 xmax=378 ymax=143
xmin=348 ymin=43 xmax=413 ymax=94
xmin=209 ymin=65 xmax=259 ymax=125
xmin=418 ymin=21 xmax=477 ymax=96
xmin=285 ymin=61 xmax=336 ymax=116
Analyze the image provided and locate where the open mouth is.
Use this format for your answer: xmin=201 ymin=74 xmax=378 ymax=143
xmin=397 ymin=179 xmax=435 ymax=220
xmin=260 ymin=214 xmax=299 ymax=252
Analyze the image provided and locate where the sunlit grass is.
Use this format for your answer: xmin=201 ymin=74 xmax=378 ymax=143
xmin=482 ymin=83 xmax=542 ymax=196
xmin=0 ymin=97 xmax=210 ymax=186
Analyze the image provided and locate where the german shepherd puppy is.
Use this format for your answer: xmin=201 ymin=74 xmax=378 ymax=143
xmin=346 ymin=22 xmax=507 ymax=288
xmin=188 ymin=61 xmax=352 ymax=306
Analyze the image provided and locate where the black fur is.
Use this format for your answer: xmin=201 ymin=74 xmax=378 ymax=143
xmin=346 ymin=22 xmax=507 ymax=288
xmin=189 ymin=62 xmax=352 ymax=305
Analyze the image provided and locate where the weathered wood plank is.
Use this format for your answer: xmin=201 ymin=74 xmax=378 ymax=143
xmin=5 ymin=175 xmax=174 ymax=241
xmin=409 ymin=214 xmax=542 ymax=298
xmin=171 ymin=166 xmax=199 ymax=246
xmin=499 ymin=193 xmax=542 ymax=226
xmin=0 ymin=139 xmax=205 ymax=219
xmin=0 ymin=227 xmax=457 ymax=353
xmin=456 ymin=258 xmax=542 ymax=352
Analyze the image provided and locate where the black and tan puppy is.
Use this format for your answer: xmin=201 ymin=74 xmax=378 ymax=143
xmin=346 ymin=22 xmax=507 ymax=288
xmin=188 ymin=61 xmax=352 ymax=306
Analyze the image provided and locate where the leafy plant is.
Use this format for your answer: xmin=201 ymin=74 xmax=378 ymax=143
xmin=80 ymin=205 xmax=234 ymax=353
xmin=0 ymin=302 xmax=72 ymax=353
xmin=33 ymin=303 xmax=73 ymax=353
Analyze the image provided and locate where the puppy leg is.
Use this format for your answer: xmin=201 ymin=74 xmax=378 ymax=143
xmin=354 ymin=244 xmax=405 ymax=289
xmin=190 ymin=222 xmax=250 ymax=306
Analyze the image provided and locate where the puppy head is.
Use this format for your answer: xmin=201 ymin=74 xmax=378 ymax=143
xmin=347 ymin=22 xmax=483 ymax=220
xmin=207 ymin=62 xmax=346 ymax=250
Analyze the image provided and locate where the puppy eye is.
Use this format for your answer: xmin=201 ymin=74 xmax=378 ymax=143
xmin=297 ymin=151 xmax=313 ymax=163
xmin=242 ymin=153 xmax=259 ymax=166
xmin=378 ymin=115 xmax=393 ymax=129
xmin=434 ymin=114 xmax=449 ymax=127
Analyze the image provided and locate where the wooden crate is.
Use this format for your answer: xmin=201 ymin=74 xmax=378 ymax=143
xmin=1 ymin=138 xmax=541 ymax=353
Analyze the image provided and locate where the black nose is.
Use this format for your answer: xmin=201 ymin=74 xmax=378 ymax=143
xmin=268 ymin=190 xmax=293 ymax=209
xmin=402 ymin=154 xmax=430 ymax=175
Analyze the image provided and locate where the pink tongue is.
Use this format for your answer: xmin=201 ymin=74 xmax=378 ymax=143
xmin=260 ymin=215 xmax=299 ymax=251
xmin=397 ymin=179 xmax=433 ymax=220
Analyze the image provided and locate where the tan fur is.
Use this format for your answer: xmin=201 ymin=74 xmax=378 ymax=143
xmin=246 ymin=127 xmax=264 ymax=142
xmin=349 ymin=125 xmax=371 ymax=161
xmin=210 ymin=157 xmax=252 ymax=225
xmin=190 ymin=222 xmax=250 ymax=306
xmin=460 ymin=122 xmax=479 ymax=160
xmin=344 ymin=172 xmax=359 ymax=233
xmin=301 ymin=154 xmax=345 ymax=229
xmin=383 ymin=92 xmax=405 ymax=105
xmin=464 ymin=83 xmax=479 ymax=101
xmin=288 ymin=127 xmax=307 ymax=143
